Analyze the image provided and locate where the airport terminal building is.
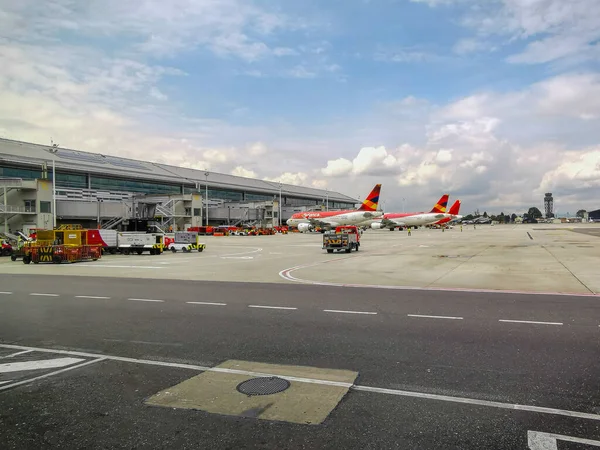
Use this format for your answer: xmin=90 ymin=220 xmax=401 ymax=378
xmin=0 ymin=138 xmax=357 ymax=234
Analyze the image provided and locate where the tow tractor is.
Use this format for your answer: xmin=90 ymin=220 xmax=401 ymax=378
xmin=167 ymin=231 xmax=206 ymax=253
xmin=322 ymin=226 xmax=361 ymax=254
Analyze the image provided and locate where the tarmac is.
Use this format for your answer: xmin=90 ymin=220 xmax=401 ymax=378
xmin=1 ymin=223 xmax=600 ymax=449
xmin=1 ymin=223 xmax=599 ymax=295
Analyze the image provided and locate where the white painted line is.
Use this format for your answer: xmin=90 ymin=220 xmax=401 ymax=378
xmin=279 ymin=263 xmax=600 ymax=298
xmin=0 ymin=380 xmax=14 ymax=385
xmin=127 ymin=298 xmax=164 ymax=303
xmin=2 ymin=350 xmax=34 ymax=358
xmin=75 ymin=296 xmax=111 ymax=299
xmin=499 ymin=319 xmax=563 ymax=326
xmin=528 ymin=430 xmax=600 ymax=449
xmin=0 ymin=358 xmax=105 ymax=391
xmin=248 ymin=305 xmax=298 ymax=310
xmin=0 ymin=357 xmax=85 ymax=373
xmin=30 ymin=293 xmax=59 ymax=297
xmin=187 ymin=301 xmax=227 ymax=306
xmin=81 ymin=265 xmax=163 ymax=269
xmin=0 ymin=292 xmax=13 ymax=295
xmin=408 ymin=314 xmax=464 ymax=320
xmin=353 ymin=385 xmax=600 ymax=421
xmin=1 ymin=343 xmax=599 ymax=422
xmin=323 ymin=309 xmax=377 ymax=315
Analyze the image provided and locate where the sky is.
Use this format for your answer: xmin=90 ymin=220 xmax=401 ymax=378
xmin=1 ymin=0 xmax=600 ymax=215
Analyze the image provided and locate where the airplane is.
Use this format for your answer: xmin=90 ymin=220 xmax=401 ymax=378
xmin=370 ymin=194 xmax=449 ymax=230
xmin=286 ymin=184 xmax=383 ymax=232
xmin=432 ymin=200 xmax=462 ymax=227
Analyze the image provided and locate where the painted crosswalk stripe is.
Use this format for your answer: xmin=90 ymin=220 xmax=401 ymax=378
xmin=2 ymin=350 xmax=34 ymax=358
xmin=0 ymin=357 xmax=85 ymax=373
xmin=0 ymin=358 xmax=105 ymax=391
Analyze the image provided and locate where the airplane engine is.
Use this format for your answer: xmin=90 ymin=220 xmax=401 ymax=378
xmin=371 ymin=222 xmax=385 ymax=230
xmin=297 ymin=223 xmax=312 ymax=232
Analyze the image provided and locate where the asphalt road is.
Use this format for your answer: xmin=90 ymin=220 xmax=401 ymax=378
xmin=1 ymin=274 xmax=599 ymax=449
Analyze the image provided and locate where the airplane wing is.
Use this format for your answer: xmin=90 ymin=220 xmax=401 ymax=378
xmin=308 ymin=218 xmax=339 ymax=228
xmin=381 ymin=218 xmax=405 ymax=227
xmin=385 ymin=218 xmax=405 ymax=227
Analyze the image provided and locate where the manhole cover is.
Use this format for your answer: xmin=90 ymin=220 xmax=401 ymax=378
xmin=236 ymin=377 xmax=291 ymax=396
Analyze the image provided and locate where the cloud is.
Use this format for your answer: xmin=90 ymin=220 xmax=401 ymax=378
xmin=264 ymin=172 xmax=309 ymax=185
xmin=321 ymin=158 xmax=354 ymax=177
xmin=321 ymin=146 xmax=403 ymax=178
xmin=231 ymin=166 xmax=257 ymax=178
xmin=374 ymin=47 xmax=444 ymax=63
xmin=453 ymin=38 xmax=494 ymax=55
xmin=539 ymin=149 xmax=600 ymax=192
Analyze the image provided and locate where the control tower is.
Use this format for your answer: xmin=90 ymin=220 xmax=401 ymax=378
xmin=544 ymin=193 xmax=554 ymax=219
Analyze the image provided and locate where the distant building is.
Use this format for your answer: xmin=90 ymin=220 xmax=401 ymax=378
xmin=588 ymin=209 xmax=600 ymax=222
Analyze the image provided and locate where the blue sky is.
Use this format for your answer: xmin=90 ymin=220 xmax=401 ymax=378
xmin=1 ymin=0 xmax=600 ymax=214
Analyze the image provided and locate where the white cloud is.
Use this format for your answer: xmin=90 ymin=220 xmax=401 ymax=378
xmin=311 ymin=179 xmax=329 ymax=189
xmin=463 ymin=0 xmax=600 ymax=65
xmin=248 ymin=142 xmax=268 ymax=156
xmin=321 ymin=158 xmax=354 ymax=177
xmin=321 ymin=146 xmax=403 ymax=178
xmin=231 ymin=166 xmax=257 ymax=178
xmin=287 ymin=65 xmax=317 ymax=79
xmin=453 ymin=38 xmax=494 ymax=55
xmin=539 ymin=149 xmax=600 ymax=191
xmin=264 ymin=172 xmax=309 ymax=185
xmin=150 ymin=87 xmax=167 ymax=101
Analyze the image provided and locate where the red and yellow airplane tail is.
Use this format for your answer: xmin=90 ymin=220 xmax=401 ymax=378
xmin=448 ymin=200 xmax=461 ymax=215
xmin=429 ymin=194 xmax=449 ymax=214
xmin=358 ymin=184 xmax=382 ymax=212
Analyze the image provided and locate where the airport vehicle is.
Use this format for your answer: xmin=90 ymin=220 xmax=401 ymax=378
xmin=23 ymin=243 xmax=102 ymax=264
xmin=1 ymin=239 xmax=12 ymax=257
xmin=323 ymin=226 xmax=361 ymax=253
xmin=287 ymin=184 xmax=383 ymax=232
xmin=370 ymin=194 xmax=449 ymax=230
xmin=167 ymin=231 xmax=206 ymax=253
xmin=117 ymin=232 xmax=164 ymax=255
xmin=87 ymin=230 xmax=164 ymax=254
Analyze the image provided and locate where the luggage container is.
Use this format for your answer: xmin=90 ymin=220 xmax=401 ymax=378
xmin=87 ymin=229 xmax=118 ymax=254
xmin=117 ymin=232 xmax=164 ymax=255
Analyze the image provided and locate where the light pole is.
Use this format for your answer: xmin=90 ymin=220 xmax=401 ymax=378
xmin=278 ymin=182 xmax=282 ymax=227
xmin=204 ymin=171 xmax=209 ymax=227
xmin=326 ymin=189 xmax=329 ymax=211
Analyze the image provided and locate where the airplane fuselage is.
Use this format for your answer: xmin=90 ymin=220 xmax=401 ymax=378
xmin=287 ymin=210 xmax=383 ymax=227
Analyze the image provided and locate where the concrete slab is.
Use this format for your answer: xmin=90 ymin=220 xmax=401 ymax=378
xmin=145 ymin=360 xmax=358 ymax=425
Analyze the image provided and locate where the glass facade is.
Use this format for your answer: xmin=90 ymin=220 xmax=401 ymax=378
xmin=245 ymin=192 xmax=274 ymax=202
xmin=56 ymin=173 xmax=87 ymax=189
xmin=0 ymin=166 xmax=43 ymax=180
xmin=184 ymin=187 xmax=244 ymax=201
xmin=0 ymin=164 xmax=353 ymax=206
xmin=90 ymin=176 xmax=181 ymax=194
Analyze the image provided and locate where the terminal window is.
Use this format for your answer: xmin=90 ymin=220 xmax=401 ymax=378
xmin=40 ymin=201 xmax=51 ymax=213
